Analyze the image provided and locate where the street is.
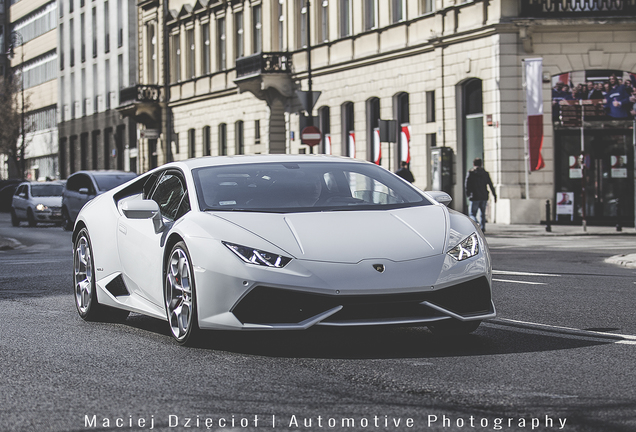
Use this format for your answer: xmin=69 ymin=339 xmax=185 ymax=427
xmin=0 ymin=212 xmax=635 ymax=432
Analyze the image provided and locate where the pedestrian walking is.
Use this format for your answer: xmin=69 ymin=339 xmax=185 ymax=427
xmin=465 ymin=158 xmax=497 ymax=232
xmin=395 ymin=161 xmax=415 ymax=183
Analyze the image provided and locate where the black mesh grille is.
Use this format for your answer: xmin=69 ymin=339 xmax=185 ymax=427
xmin=231 ymin=277 xmax=492 ymax=325
xmin=106 ymin=274 xmax=130 ymax=297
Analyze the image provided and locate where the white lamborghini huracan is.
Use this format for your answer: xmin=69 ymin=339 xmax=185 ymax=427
xmin=73 ymin=155 xmax=495 ymax=345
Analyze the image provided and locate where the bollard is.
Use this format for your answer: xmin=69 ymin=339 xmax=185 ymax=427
xmin=545 ymin=200 xmax=552 ymax=232
xmin=616 ymin=198 xmax=622 ymax=232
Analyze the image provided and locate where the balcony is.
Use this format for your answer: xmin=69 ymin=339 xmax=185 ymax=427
xmin=520 ymin=0 xmax=636 ymax=17
xmin=117 ymin=85 xmax=163 ymax=126
xmin=234 ymin=52 xmax=295 ymax=102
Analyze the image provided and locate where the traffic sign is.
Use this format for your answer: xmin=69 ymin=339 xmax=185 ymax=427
xmin=301 ymin=126 xmax=322 ymax=147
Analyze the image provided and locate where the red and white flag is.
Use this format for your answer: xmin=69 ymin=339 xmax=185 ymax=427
xmin=324 ymin=134 xmax=331 ymax=155
xmin=524 ymin=58 xmax=545 ymax=171
xmin=400 ymin=124 xmax=411 ymax=164
xmin=348 ymin=131 xmax=356 ymax=158
xmin=373 ymin=128 xmax=381 ymax=165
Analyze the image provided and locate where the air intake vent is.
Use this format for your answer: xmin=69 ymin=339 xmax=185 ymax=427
xmin=106 ymin=274 xmax=130 ymax=297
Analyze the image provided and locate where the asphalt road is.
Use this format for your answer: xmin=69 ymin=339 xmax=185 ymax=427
xmin=0 ymin=213 xmax=635 ymax=432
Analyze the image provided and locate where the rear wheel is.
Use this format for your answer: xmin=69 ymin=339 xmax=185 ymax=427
xmin=165 ymin=241 xmax=200 ymax=345
xmin=428 ymin=320 xmax=481 ymax=336
xmin=27 ymin=209 xmax=36 ymax=227
xmin=10 ymin=209 xmax=19 ymax=226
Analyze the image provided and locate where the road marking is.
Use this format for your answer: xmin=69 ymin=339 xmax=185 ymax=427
xmin=487 ymin=318 xmax=636 ymax=345
xmin=492 ymin=278 xmax=546 ymax=285
xmin=493 ymin=270 xmax=560 ymax=277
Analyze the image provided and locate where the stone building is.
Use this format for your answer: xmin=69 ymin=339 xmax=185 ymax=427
xmin=57 ymin=0 xmax=139 ymax=178
xmin=126 ymin=0 xmax=636 ymax=225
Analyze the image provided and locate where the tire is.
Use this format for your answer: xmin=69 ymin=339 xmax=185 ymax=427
xmin=27 ymin=209 xmax=36 ymax=227
xmin=10 ymin=209 xmax=19 ymax=227
xmin=61 ymin=207 xmax=73 ymax=231
xmin=165 ymin=241 xmax=200 ymax=345
xmin=428 ymin=319 xmax=481 ymax=336
xmin=73 ymin=228 xmax=129 ymax=322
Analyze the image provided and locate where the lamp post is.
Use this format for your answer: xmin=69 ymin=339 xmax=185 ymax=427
xmin=8 ymin=32 xmax=25 ymax=180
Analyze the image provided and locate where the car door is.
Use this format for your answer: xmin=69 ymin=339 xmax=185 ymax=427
xmin=13 ymin=185 xmax=28 ymax=218
xmin=117 ymin=170 xmax=190 ymax=308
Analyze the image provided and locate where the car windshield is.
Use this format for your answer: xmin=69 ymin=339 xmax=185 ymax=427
xmin=31 ymin=184 xmax=64 ymax=197
xmin=93 ymin=173 xmax=136 ymax=191
xmin=192 ymin=161 xmax=431 ymax=213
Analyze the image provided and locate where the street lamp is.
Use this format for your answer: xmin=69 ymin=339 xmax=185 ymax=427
xmin=7 ymin=31 xmax=26 ymax=180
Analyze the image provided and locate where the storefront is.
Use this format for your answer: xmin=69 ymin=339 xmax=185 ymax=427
xmin=553 ymin=70 xmax=635 ymax=226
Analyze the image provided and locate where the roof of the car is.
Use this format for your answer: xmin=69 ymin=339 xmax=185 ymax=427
xmin=164 ymin=154 xmax=368 ymax=171
xmin=70 ymin=170 xmax=136 ymax=177
xmin=20 ymin=181 xmax=64 ymax=186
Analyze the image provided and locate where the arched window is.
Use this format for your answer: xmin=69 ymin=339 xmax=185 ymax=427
xmin=366 ymin=97 xmax=380 ymax=164
xmin=318 ymin=106 xmax=331 ymax=154
xmin=203 ymin=126 xmax=211 ymax=156
xmin=188 ymin=128 xmax=196 ymax=158
xmin=218 ymin=123 xmax=227 ymax=156
xmin=341 ymin=102 xmax=355 ymax=157
xmin=393 ymin=92 xmax=410 ymax=171
xmin=235 ymin=120 xmax=244 ymax=155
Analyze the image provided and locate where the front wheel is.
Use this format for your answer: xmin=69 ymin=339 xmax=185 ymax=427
xmin=165 ymin=241 xmax=200 ymax=345
xmin=10 ymin=209 xmax=19 ymax=226
xmin=27 ymin=209 xmax=36 ymax=227
xmin=74 ymin=229 xmax=101 ymax=320
xmin=428 ymin=320 xmax=481 ymax=336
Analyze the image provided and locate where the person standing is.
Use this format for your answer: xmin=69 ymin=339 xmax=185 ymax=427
xmin=465 ymin=158 xmax=497 ymax=232
xmin=395 ymin=161 xmax=415 ymax=183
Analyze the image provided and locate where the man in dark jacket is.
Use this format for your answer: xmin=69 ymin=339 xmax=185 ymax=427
xmin=465 ymin=158 xmax=497 ymax=232
xmin=395 ymin=161 xmax=415 ymax=183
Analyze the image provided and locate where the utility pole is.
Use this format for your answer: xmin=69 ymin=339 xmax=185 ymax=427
xmin=306 ymin=0 xmax=313 ymax=128
xmin=162 ymin=0 xmax=172 ymax=163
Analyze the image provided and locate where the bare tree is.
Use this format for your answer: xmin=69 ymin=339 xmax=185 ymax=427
xmin=0 ymin=75 xmax=33 ymax=179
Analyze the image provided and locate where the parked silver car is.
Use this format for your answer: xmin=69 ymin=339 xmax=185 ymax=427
xmin=62 ymin=170 xmax=137 ymax=230
xmin=11 ymin=181 xmax=65 ymax=227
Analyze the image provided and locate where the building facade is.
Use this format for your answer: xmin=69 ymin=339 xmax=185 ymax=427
xmin=127 ymin=0 xmax=636 ymax=225
xmin=3 ymin=0 xmax=58 ymax=181
xmin=57 ymin=0 xmax=139 ymax=178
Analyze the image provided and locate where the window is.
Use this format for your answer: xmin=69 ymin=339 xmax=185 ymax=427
xmin=421 ymin=0 xmax=434 ymax=14
xmin=104 ymin=1 xmax=110 ymax=53
xmin=318 ymin=106 xmax=330 ymax=154
xmin=392 ymin=0 xmax=406 ymax=23
xmin=185 ymin=28 xmax=194 ymax=79
xmin=203 ymin=126 xmax=211 ymax=156
xmin=252 ymin=5 xmax=262 ymax=53
xmin=235 ymin=121 xmax=244 ymax=155
xmin=341 ymin=102 xmax=354 ymax=157
xmin=219 ymin=123 xmax=227 ymax=155
xmin=70 ymin=18 xmax=75 ymax=67
xmin=426 ymin=91 xmax=435 ymax=123
xmin=188 ymin=128 xmax=196 ymax=158
xmin=150 ymin=173 xmax=189 ymax=221
xmin=81 ymin=13 xmax=86 ymax=63
xmin=13 ymin=2 xmax=57 ymax=44
xmin=217 ymin=17 xmax=226 ymax=71
xmin=298 ymin=0 xmax=307 ymax=49
xmin=27 ymin=106 xmax=57 ymax=132
xmin=235 ymin=11 xmax=244 ymax=59
xmin=366 ymin=97 xmax=380 ymax=163
xmin=105 ymin=59 xmax=110 ymax=109
xmin=339 ymin=0 xmax=351 ymax=38
xmin=319 ymin=0 xmax=329 ymax=43
xmin=59 ymin=23 xmax=64 ymax=70
xmin=364 ymin=0 xmax=377 ymax=31
xmin=146 ymin=21 xmax=157 ymax=83
xmin=118 ymin=54 xmax=124 ymax=90
xmin=92 ymin=7 xmax=97 ymax=58
xmin=254 ymin=120 xmax=260 ymax=145
xmin=93 ymin=63 xmax=98 ymax=112
xmin=171 ymin=33 xmax=181 ymax=83
xmin=117 ymin=0 xmax=123 ymax=47
xmin=22 ymin=51 xmax=57 ymax=89
xmin=201 ymin=22 xmax=210 ymax=75
xmin=278 ymin=0 xmax=284 ymax=50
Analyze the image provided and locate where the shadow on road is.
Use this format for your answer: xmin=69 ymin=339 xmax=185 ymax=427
xmin=122 ymin=314 xmax=609 ymax=359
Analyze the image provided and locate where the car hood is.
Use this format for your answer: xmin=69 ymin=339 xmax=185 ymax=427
xmin=212 ymin=205 xmax=448 ymax=263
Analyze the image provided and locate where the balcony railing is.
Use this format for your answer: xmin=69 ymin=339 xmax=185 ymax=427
xmin=235 ymin=52 xmax=292 ymax=79
xmin=521 ymin=0 xmax=636 ymax=17
xmin=119 ymin=85 xmax=163 ymax=106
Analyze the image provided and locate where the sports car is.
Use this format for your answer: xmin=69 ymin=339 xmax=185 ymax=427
xmin=73 ymin=155 xmax=495 ymax=345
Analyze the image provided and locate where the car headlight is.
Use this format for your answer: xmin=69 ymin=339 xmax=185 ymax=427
xmin=35 ymin=204 xmax=48 ymax=211
xmin=223 ymin=242 xmax=292 ymax=268
xmin=447 ymin=233 xmax=480 ymax=261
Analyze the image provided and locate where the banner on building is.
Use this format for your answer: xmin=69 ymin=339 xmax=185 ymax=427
xmin=524 ymin=58 xmax=545 ymax=171
xmin=373 ymin=128 xmax=381 ymax=165
xmin=400 ymin=124 xmax=411 ymax=164
xmin=323 ymin=134 xmax=331 ymax=155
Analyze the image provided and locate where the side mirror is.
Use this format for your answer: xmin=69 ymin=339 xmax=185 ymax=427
xmin=428 ymin=191 xmax=452 ymax=206
xmin=18 ymin=192 xmax=26 ymax=198
xmin=121 ymin=199 xmax=164 ymax=233
xmin=79 ymin=188 xmax=90 ymax=195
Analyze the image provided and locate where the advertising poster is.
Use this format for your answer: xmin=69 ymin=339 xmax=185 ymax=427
xmin=611 ymin=155 xmax=628 ymax=178
xmin=556 ymin=192 xmax=575 ymax=220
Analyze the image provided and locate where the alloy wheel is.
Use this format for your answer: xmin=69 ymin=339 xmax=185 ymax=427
xmin=165 ymin=246 xmax=194 ymax=342
xmin=74 ymin=234 xmax=93 ymax=316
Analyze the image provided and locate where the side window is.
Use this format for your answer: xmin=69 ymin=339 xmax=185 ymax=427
xmin=150 ymin=172 xmax=189 ymax=221
xmin=78 ymin=175 xmax=96 ymax=194
xmin=66 ymin=175 xmax=80 ymax=192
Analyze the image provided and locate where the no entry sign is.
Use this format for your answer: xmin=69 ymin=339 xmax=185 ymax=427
xmin=301 ymin=126 xmax=322 ymax=147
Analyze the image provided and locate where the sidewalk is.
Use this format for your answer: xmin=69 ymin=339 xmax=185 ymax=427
xmin=485 ymin=223 xmax=636 ymax=237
